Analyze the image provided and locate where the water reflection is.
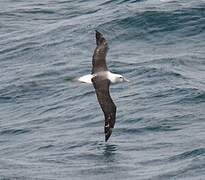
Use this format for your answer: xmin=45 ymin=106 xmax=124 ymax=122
xmin=102 ymin=143 xmax=118 ymax=163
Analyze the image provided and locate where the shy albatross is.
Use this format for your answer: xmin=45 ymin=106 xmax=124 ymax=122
xmin=78 ymin=31 xmax=129 ymax=141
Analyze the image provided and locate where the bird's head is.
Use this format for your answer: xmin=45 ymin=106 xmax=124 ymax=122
xmin=115 ymin=74 xmax=129 ymax=83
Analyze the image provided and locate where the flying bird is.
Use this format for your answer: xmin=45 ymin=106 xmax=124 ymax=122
xmin=78 ymin=31 xmax=129 ymax=141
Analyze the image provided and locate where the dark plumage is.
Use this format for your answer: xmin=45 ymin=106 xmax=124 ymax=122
xmin=92 ymin=31 xmax=108 ymax=74
xmin=91 ymin=31 xmax=116 ymax=141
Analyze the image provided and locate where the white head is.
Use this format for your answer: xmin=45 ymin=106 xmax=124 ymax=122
xmin=108 ymin=72 xmax=129 ymax=83
xmin=115 ymin=74 xmax=129 ymax=83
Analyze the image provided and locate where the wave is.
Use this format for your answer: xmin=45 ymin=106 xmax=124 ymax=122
xmin=0 ymin=128 xmax=31 ymax=135
xmin=169 ymin=148 xmax=205 ymax=161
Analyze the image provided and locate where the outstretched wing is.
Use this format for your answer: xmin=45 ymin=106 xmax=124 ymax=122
xmin=92 ymin=31 xmax=109 ymax=74
xmin=92 ymin=76 xmax=116 ymax=141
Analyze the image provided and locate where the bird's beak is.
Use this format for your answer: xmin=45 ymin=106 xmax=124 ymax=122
xmin=123 ymin=77 xmax=130 ymax=82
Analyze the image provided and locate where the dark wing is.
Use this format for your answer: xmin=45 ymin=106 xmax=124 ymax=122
xmin=92 ymin=31 xmax=109 ymax=74
xmin=92 ymin=76 xmax=116 ymax=141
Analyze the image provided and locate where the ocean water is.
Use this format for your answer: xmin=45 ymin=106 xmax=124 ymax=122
xmin=0 ymin=0 xmax=205 ymax=179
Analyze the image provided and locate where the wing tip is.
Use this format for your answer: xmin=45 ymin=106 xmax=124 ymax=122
xmin=95 ymin=30 xmax=101 ymax=36
xmin=105 ymin=128 xmax=113 ymax=142
xmin=95 ymin=30 xmax=106 ymax=46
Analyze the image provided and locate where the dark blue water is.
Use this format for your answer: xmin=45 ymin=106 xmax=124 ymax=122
xmin=0 ymin=0 xmax=205 ymax=179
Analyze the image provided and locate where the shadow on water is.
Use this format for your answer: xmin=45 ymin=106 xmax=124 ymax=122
xmin=76 ymin=143 xmax=120 ymax=176
xmin=101 ymin=143 xmax=118 ymax=163
xmin=78 ymin=141 xmax=119 ymax=163
xmin=64 ymin=76 xmax=76 ymax=82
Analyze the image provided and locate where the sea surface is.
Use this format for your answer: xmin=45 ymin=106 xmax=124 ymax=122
xmin=0 ymin=0 xmax=205 ymax=179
